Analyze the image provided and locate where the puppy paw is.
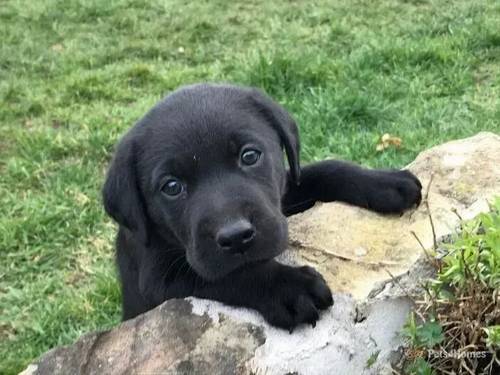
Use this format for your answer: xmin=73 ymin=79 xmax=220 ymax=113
xmin=259 ymin=265 xmax=333 ymax=331
xmin=366 ymin=169 xmax=422 ymax=214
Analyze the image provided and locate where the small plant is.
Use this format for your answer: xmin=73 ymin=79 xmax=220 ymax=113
xmin=438 ymin=198 xmax=500 ymax=290
xmin=484 ymin=326 xmax=500 ymax=349
xmin=402 ymin=197 xmax=500 ymax=374
xmin=403 ymin=313 xmax=444 ymax=348
xmin=365 ymin=350 xmax=381 ymax=369
xmin=406 ymin=358 xmax=434 ymax=375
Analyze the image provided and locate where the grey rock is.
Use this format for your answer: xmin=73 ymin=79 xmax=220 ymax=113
xmin=22 ymin=300 xmax=264 ymax=375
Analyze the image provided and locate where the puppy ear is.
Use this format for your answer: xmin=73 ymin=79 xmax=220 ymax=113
xmin=102 ymin=136 xmax=150 ymax=245
xmin=249 ymin=88 xmax=301 ymax=185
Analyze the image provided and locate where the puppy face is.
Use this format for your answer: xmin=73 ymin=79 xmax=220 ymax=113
xmin=103 ymin=84 xmax=300 ymax=280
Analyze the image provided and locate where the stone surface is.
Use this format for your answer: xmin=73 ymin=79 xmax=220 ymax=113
xmin=21 ymin=299 xmax=265 ymax=375
xmin=287 ymin=131 xmax=500 ymax=299
xmin=23 ymin=132 xmax=500 ymax=375
xmin=189 ymin=295 xmax=412 ymax=375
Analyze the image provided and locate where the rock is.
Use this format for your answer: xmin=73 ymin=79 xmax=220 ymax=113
xmin=287 ymin=131 xmax=500 ymax=299
xmin=21 ymin=299 xmax=265 ymax=375
xmin=23 ymin=132 xmax=500 ymax=375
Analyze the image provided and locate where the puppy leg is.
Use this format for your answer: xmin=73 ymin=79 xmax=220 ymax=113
xmin=134 ymin=255 xmax=332 ymax=330
xmin=283 ymin=160 xmax=422 ymax=215
xmin=193 ymin=260 xmax=333 ymax=331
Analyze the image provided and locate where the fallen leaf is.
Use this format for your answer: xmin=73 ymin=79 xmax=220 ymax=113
xmin=51 ymin=43 xmax=64 ymax=52
xmin=376 ymin=133 xmax=402 ymax=152
xmin=73 ymin=191 xmax=90 ymax=205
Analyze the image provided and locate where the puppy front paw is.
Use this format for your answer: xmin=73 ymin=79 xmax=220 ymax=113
xmin=366 ymin=169 xmax=422 ymax=214
xmin=259 ymin=265 xmax=333 ymax=332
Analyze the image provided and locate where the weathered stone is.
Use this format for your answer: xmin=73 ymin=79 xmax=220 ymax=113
xmin=23 ymin=132 xmax=500 ymax=375
xmin=288 ymin=131 xmax=500 ymax=299
xmin=22 ymin=300 xmax=265 ymax=375
xmin=190 ymin=295 xmax=413 ymax=375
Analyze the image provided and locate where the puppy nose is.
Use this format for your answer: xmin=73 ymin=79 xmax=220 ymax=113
xmin=216 ymin=219 xmax=255 ymax=253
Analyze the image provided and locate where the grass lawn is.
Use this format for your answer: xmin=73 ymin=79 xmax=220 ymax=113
xmin=0 ymin=0 xmax=499 ymax=373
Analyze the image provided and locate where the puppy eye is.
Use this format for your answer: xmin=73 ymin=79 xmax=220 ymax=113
xmin=241 ymin=149 xmax=261 ymax=166
xmin=161 ymin=178 xmax=183 ymax=197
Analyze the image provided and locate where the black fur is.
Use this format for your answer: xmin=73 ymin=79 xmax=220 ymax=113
xmin=103 ymin=83 xmax=422 ymax=330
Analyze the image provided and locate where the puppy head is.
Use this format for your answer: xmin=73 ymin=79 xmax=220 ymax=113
xmin=103 ymin=84 xmax=300 ymax=280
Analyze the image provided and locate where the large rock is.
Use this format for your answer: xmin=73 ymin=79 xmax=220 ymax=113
xmin=22 ymin=300 xmax=265 ymax=375
xmin=22 ymin=132 xmax=500 ymax=375
xmin=288 ymin=131 xmax=500 ymax=299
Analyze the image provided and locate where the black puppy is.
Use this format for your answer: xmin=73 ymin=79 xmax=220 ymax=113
xmin=103 ymin=83 xmax=422 ymax=330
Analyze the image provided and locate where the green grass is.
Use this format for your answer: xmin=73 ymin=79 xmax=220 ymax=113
xmin=0 ymin=0 xmax=499 ymax=373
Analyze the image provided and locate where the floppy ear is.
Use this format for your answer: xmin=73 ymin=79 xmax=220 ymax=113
xmin=102 ymin=136 xmax=150 ymax=245
xmin=248 ymin=88 xmax=301 ymax=185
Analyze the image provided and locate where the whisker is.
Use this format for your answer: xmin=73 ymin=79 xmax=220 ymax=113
xmin=163 ymin=254 xmax=187 ymax=279
xmin=173 ymin=259 xmax=190 ymax=282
